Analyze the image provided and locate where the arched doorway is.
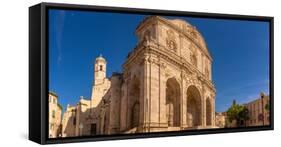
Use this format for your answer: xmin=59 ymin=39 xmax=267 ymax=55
xmin=166 ymin=78 xmax=181 ymax=127
xmin=131 ymin=102 xmax=140 ymax=128
xmin=206 ymin=98 xmax=212 ymax=126
xmin=129 ymin=76 xmax=140 ymax=129
xmin=186 ymin=85 xmax=202 ymax=127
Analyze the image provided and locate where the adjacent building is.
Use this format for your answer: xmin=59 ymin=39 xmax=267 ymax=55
xmin=48 ymin=92 xmax=62 ymax=138
xmin=244 ymin=92 xmax=270 ymax=126
xmin=221 ymin=92 xmax=270 ymax=128
xmin=215 ymin=112 xmax=226 ymax=128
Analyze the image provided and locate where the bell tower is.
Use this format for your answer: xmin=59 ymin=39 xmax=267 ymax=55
xmin=91 ymin=54 xmax=110 ymax=107
xmin=94 ymin=54 xmax=106 ymax=85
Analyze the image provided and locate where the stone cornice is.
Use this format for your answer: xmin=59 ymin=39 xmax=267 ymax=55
xmin=123 ymin=40 xmax=215 ymax=92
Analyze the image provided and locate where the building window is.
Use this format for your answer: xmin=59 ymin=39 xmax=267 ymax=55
xmin=99 ymin=65 xmax=103 ymax=71
xmin=73 ymin=118 xmax=76 ymax=125
xmin=52 ymin=110 xmax=55 ymax=118
xmin=90 ymin=123 xmax=97 ymax=135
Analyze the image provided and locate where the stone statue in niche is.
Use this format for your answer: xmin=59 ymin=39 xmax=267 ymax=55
xmin=144 ymin=30 xmax=151 ymax=42
xmin=190 ymin=48 xmax=198 ymax=67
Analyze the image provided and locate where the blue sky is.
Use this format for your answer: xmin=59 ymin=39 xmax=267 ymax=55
xmin=49 ymin=9 xmax=270 ymax=112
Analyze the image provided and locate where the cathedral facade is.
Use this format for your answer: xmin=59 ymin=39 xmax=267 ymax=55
xmin=61 ymin=16 xmax=216 ymax=137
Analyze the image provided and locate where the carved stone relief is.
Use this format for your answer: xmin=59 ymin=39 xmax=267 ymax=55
xmin=166 ymin=29 xmax=177 ymax=52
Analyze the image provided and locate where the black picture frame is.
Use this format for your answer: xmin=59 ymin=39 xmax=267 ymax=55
xmin=29 ymin=2 xmax=274 ymax=144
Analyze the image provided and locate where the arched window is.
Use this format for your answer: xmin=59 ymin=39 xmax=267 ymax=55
xmin=52 ymin=110 xmax=55 ymax=118
xmin=99 ymin=65 xmax=103 ymax=71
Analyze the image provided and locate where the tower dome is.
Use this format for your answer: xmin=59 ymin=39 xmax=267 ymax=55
xmin=96 ymin=54 xmax=106 ymax=63
xmin=94 ymin=54 xmax=107 ymax=85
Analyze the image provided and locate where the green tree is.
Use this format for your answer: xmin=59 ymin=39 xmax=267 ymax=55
xmin=265 ymin=103 xmax=270 ymax=112
xmin=226 ymin=100 xmax=249 ymax=127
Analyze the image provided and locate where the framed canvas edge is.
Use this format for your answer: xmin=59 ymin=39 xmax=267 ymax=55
xmin=29 ymin=2 xmax=274 ymax=145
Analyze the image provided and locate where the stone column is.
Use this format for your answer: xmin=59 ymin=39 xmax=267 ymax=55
xmin=201 ymin=96 xmax=204 ymax=127
xmin=202 ymin=86 xmax=206 ymax=127
xmin=212 ymin=97 xmax=215 ymax=126
xmin=159 ymin=61 xmax=167 ymax=127
xmin=202 ymin=96 xmax=206 ymax=127
xmin=119 ymin=77 xmax=128 ymax=131
xmin=139 ymin=64 xmax=145 ymax=130
xmin=181 ymin=72 xmax=187 ymax=128
xmin=149 ymin=56 xmax=161 ymax=127
xmin=125 ymin=77 xmax=130 ymax=129
xmin=143 ymin=55 xmax=150 ymax=132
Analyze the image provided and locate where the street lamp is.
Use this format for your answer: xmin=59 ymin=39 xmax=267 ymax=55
xmin=261 ymin=92 xmax=265 ymax=126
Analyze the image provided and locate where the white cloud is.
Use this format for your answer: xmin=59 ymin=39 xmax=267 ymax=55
xmin=54 ymin=10 xmax=66 ymax=65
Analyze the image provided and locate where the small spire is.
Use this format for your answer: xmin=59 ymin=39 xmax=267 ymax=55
xmin=95 ymin=54 xmax=106 ymax=62
xmin=260 ymin=92 xmax=265 ymax=98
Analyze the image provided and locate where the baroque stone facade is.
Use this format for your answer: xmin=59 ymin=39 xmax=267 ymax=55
xmin=61 ymin=16 xmax=216 ymax=137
